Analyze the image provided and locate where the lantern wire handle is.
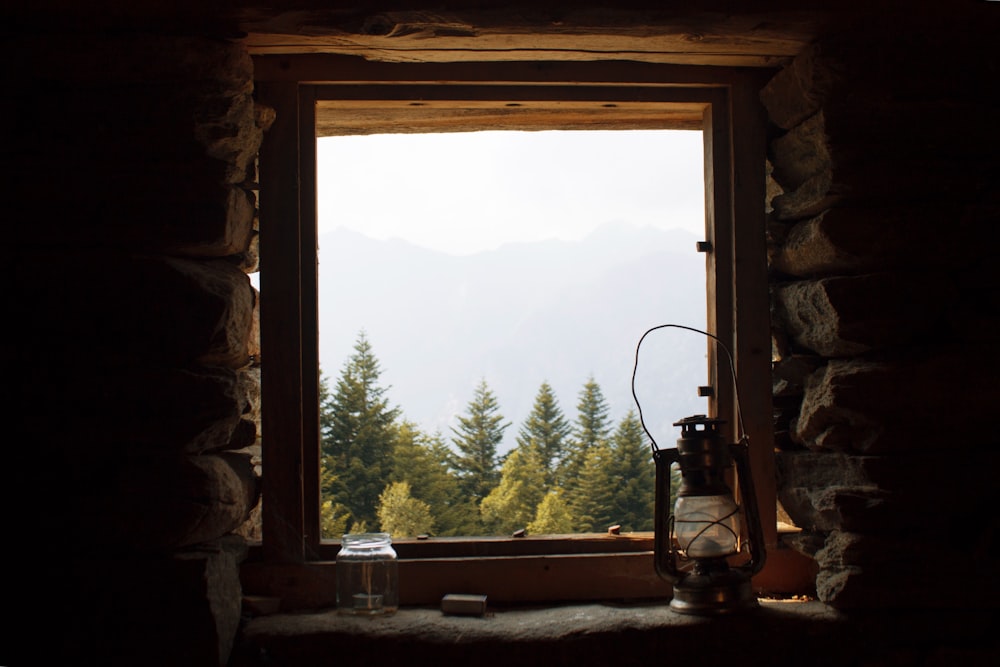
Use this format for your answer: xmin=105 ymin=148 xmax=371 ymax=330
xmin=631 ymin=323 xmax=747 ymax=452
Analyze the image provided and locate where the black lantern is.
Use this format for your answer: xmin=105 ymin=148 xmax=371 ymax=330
xmin=652 ymin=415 xmax=765 ymax=614
xmin=631 ymin=324 xmax=766 ymax=615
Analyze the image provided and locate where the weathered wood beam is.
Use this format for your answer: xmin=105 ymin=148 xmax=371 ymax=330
xmin=240 ymin=8 xmax=820 ymax=66
xmin=253 ymin=54 xmax=771 ymax=85
xmin=316 ymin=102 xmax=705 ymax=136
xmin=312 ymin=85 xmax=710 ymax=135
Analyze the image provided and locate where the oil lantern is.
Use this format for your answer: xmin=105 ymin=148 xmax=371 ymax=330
xmin=652 ymin=415 xmax=766 ymax=615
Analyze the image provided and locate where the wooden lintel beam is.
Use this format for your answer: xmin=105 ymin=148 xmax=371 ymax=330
xmin=240 ymin=8 xmax=819 ymax=67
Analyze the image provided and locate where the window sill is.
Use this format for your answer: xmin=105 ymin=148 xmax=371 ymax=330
xmin=234 ymin=600 xmax=1000 ymax=667
xmin=233 ymin=600 xmax=848 ymax=667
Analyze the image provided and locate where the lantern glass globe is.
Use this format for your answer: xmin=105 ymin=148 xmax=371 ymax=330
xmin=674 ymin=494 xmax=740 ymax=558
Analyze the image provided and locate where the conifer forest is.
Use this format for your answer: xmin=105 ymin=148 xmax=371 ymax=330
xmin=321 ymin=332 xmax=659 ymax=538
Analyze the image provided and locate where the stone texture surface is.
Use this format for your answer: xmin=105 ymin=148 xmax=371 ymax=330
xmin=814 ymin=531 xmax=1000 ymax=609
xmin=760 ymin=42 xmax=845 ymax=131
xmin=16 ymin=252 xmax=255 ymax=369
xmin=770 ymin=206 xmax=976 ymax=278
xmin=764 ymin=13 xmax=1000 ymax=614
xmin=769 ymin=110 xmax=829 ymax=192
xmin=75 ymin=451 xmax=259 ymax=551
xmin=232 ymin=601 xmax=1000 ymax=667
xmin=793 ymin=354 xmax=1000 ymax=454
xmin=774 ymin=272 xmax=952 ymax=358
xmin=769 ymin=168 xmax=837 ymax=221
xmin=777 ymin=450 xmax=1000 ymax=538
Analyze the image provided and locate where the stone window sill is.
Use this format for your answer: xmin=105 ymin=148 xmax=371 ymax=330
xmin=234 ymin=599 xmax=1000 ymax=666
xmin=233 ymin=600 xmax=857 ymax=666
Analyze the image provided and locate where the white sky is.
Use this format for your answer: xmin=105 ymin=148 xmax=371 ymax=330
xmin=317 ymin=129 xmax=704 ymax=254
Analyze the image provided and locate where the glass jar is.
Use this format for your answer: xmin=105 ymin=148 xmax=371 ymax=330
xmin=336 ymin=533 xmax=398 ymax=616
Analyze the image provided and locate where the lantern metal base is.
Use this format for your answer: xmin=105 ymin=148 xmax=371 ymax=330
xmin=669 ymin=569 xmax=759 ymax=616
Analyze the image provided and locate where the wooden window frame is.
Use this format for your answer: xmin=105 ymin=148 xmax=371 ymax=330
xmin=244 ymin=56 xmax=814 ymax=610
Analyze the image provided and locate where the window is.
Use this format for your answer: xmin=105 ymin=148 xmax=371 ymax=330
xmin=246 ymin=58 xmax=812 ymax=608
xmin=316 ymin=128 xmax=707 ymax=540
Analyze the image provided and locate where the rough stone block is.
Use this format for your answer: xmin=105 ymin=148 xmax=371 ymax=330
xmin=770 ymin=153 xmax=987 ymax=221
xmin=238 ymin=366 xmax=262 ymax=425
xmin=814 ymin=531 xmax=1000 ymax=609
xmin=771 ymin=206 xmax=974 ymax=279
xmin=17 ymin=252 xmax=255 ymax=368
xmin=777 ymin=450 xmax=1000 ymax=538
xmin=78 ymin=451 xmax=259 ymax=551
xmin=775 ymin=272 xmax=952 ymax=357
xmin=770 ymin=101 xmax=1000 ymax=203
xmin=769 ymin=111 xmax=830 ymax=192
xmin=12 ymin=148 xmax=258 ymax=256
xmin=76 ymin=366 xmax=249 ymax=454
xmin=195 ymin=91 xmax=264 ymax=185
xmin=794 ymin=354 xmax=1000 ymax=454
xmin=760 ymin=42 xmax=845 ymax=130
xmin=770 ymin=169 xmax=836 ymax=221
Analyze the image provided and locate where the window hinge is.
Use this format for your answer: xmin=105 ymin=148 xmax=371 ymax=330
xmin=696 ymin=241 xmax=712 ymax=253
xmin=697 ymin=385 xmax=714 ymax=397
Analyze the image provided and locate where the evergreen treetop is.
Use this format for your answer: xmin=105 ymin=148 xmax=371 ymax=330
xmin=449 ymin=378 xmax=508 ymax=503
xmin=321 ymin=331 xmax=401 ymax=528
xmin=515 ymin=381 xmax=571 ymax=488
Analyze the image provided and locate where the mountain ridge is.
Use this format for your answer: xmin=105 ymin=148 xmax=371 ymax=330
xmin=318 ymin=222 xmax=711 ymax=453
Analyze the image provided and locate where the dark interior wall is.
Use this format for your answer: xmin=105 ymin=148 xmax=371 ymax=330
xmin=8 ymin=24 xmax=264 ymax=667
xmin=764 ymin=9 xmax=1000 ymax=610
xmin=5 ymin=3 xmax=1000 ymax=666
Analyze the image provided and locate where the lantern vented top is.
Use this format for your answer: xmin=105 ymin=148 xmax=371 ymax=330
xmin=673 ymin=414 xmax=725 ymax=432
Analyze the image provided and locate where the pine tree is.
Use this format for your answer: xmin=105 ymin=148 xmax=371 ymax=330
xmin=515 ymin=381 xmax=571 ymax=489
xmin=376 ymin=481 xmax=435 ymax=538
xmin=608 ymin=409 xmax=656 ymax=531
xmin=566 ymin=440 xmax=615 ymax=532
xmin=322 ymin=331 xmax=401 ymax=529
xmin=391 ymin=421 xmax=468 ymax=536
xmin=320 ymin=456 xmax=351 ymax=539
xmin=561 ymin=377 xmax=612 ymax=490
xmin=449 ymin=379 xmax=508 ymax=503
xmin=479 ymin=445 xmax=546 ymax=535
xmin=527 ymin=490 xmax=574 ymax=535
xmin=319 ymin=370 xmax=350 ymax=538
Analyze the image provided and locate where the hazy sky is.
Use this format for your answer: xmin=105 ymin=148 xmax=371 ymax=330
xmin=317 ymin=129 xmax=705 ymax=254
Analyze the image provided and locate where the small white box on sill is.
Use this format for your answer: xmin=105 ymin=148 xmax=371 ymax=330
xmin=441 ymin=594 xmax=488 ymax=616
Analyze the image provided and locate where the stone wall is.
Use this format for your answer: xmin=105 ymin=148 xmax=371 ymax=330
xmin=763 ymin=13 xmax=1000 ymax=609
xmin=9 ymin=31 xmax=263 ymax=666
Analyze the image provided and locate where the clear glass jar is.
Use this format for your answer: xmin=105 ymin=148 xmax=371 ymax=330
xmin=336 ymin=533 xmax=398 ymax=616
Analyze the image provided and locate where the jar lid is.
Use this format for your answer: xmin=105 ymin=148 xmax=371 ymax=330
xmin=341 ymin=532 xmax=392 ymax=546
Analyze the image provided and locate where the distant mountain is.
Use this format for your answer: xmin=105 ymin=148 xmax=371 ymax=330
xmin=317 ymin=222 xmax=712 ymax=454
